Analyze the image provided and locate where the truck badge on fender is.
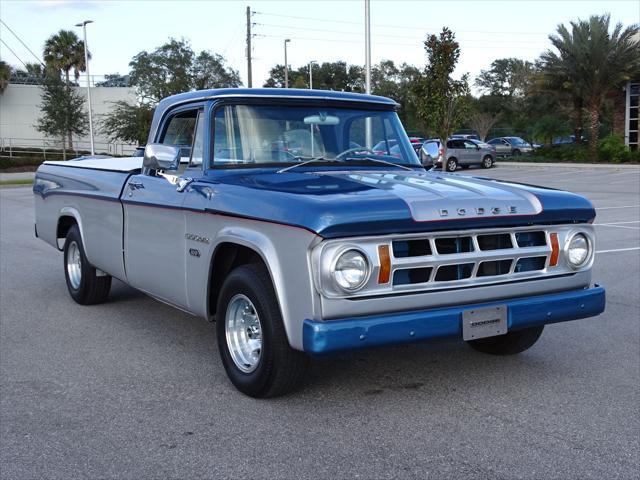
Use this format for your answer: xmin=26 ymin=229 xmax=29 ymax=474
xmin=185 ymin=233 xmax=209 ymax=244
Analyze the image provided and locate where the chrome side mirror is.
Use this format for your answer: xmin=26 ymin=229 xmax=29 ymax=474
xmin=143 ymin=143 xmax=181 ymax=171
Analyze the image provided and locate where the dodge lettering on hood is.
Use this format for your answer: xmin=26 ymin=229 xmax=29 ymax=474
xmin=33 ymin=88 xmax=605 ymax=397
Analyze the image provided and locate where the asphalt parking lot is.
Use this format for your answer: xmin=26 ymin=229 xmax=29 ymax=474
xmin=1 ymin=164 xmax=638 ymax=479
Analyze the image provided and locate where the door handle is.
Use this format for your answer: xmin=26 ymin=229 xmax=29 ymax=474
xmin=128 ymin=180 xmax=145 ymax=190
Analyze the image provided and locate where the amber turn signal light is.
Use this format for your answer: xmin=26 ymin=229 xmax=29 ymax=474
xmin=549 ymin=233 xmax=559 ymax=267
xmin=378 ymin=245 xmax=391 ymax=284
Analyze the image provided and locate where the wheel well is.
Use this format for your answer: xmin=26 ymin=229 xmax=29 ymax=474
xmin=208 ymin=243 xmax=265 ymax=320
xmin=57 ymin=215 xmax=77 ymax=240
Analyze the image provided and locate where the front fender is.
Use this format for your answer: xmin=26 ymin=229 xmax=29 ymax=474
xmin=201 ymin=223 xmax=321 ymax=351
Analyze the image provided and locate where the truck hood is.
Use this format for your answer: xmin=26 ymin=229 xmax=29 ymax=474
xmin=202 ymin=169 xmax=595 ymax=238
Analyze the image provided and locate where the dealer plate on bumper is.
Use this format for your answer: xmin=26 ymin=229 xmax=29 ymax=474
xmin=462 ymin=305 xmax=507 ymax=341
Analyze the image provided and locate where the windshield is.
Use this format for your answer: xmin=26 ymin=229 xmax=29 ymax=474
xmin=211 ymin=105 xmax=420 ymax=168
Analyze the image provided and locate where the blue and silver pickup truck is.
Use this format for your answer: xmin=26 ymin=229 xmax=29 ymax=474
xmin=34 ymin=88 xmax=605 ymax=397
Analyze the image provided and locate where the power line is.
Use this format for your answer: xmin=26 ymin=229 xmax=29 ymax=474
xmin=0 ymin=38 xmax=30 ymax=70
xmin=254 ymin=11 xmax=549 ymax=35
xmin=255 ymin=22 xmax=549 ymax=45
xmin=255 ymin=33 xmax=545 ymax=51
xmin=0 ymin=19 xmax=45 ymax=66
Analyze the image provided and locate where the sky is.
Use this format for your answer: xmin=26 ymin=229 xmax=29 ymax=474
xmin=1 ymin=0 xmax=639 ymax=94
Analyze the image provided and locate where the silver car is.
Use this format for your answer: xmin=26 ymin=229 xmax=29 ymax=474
xmin=420 ymin=138 xmax=496 ymax=171
xmin=487 ymin=137 xmax=533 ymax=157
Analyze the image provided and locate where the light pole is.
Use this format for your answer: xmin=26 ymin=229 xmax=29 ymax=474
xmin=284 ymin=38 xmax=291 ymax=88
xmin=75 ymin=19 xmax=94 ymax=156
xmin=364 ymin=0 xmax=372 ymax=148
xmin=309 ymin=60 xmax=317 ymax=89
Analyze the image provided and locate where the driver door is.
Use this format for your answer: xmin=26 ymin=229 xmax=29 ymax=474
xmin=122 ymin=107 xmax=203 ymax=308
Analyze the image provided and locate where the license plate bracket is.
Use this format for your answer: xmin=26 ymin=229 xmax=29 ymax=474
xmin=462 ymin=305 xmax=507 ymax=341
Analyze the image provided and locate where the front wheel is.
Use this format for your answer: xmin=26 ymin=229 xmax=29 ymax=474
xmin=466 ymin=325 xmax=544 ymax=355
xmin=63 ymin=224 xmax=112 ymax=305
xmin=445 ymin=158 xmax=458 ymax=172
xmin=512 ymin=149 xmax=521 ymax=157
xmin=216 ymin=263 xmax=309 ymax=398
xmin=481 ymin=155 xmax=494 ymax=168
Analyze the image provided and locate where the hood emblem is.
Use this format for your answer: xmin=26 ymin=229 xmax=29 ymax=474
xmin=438 ymin=206 xmax=519 ymax=217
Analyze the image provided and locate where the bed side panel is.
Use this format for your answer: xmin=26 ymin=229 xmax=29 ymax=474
xmin=33 ymin=164 xmax=130 ymax=280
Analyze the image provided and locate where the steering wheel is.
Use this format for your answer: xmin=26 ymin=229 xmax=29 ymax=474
xmin=336 ymin=147 xmax=376 ymax=159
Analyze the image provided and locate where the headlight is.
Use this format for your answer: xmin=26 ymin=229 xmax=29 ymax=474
xmin=567 ymin=233 xmax=591 ymax=268
xmin=332 ymin=249 xmax=370 ymax=291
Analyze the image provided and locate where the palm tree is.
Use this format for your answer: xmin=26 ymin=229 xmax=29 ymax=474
xmin=0 ymin=61 xmax=11 ymax=93
xmin=541 ymin=15 xmax=640 ymax=159
xmin=43 ymin=30 xmax=90 ymax=150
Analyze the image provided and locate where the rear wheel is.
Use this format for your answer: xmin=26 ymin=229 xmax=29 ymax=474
xmin=216 ymin=263 xmax=309 ymax=398
xmin=445 ymin=158 xmax=458 ymax=172
xmin=481 ymin=155 xmax=493 ymax=168
xmin=63 ymin=224 xmax=112 ymax=305
xmin=466 ymin=326 xmax=544 ymax=355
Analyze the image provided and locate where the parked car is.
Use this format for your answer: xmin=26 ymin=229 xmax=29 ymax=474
xmin=374 ymin=137 xmax=423 ymax=156
xmin=420 ymin=138 xmax=496 ymax=171
xmin=33 ymin=88 xmax=605 ymax=397
xmin=451 ymin=133 xmax=480 ymax=141
xmin=552 ymin=135 xmax=587 ymax=146
xmin=487 ymin=137 xmax=533 ymax=156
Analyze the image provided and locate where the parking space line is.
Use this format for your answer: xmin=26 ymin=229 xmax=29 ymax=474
xmin=596 ymin=205 xmax=640 ymax=210
xmin=595 ymin=224 xmax=640 ymax=230
xmin=596 ymin=221 xmax=640 ymax=225
xmin=596 ymin=247 xmax=640 ymax=254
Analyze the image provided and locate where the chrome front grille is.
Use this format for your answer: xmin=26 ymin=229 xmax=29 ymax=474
xmin=391 ymin=230 xmax=551 ymax=289
xmin=313 ymin=224 xmax=594 ymax=299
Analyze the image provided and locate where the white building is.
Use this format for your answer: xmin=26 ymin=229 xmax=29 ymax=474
xmin=0 ymin=83 xmax=138 ymax=156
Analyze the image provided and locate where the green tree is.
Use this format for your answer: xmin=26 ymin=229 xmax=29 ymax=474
xmin=101 ymin=101 xmax=154 ymax=145
xmin=36 ymin=72 xmax=88 ymax=160
xmin=103 ymin=39 xmax=240 ymax=144
xmin=129 ymin=38 xmax=194 ymax=103
xmin=43 ymin=30 xmax=89 ymax=150
xmin=413 ymin=27 xmax=470 ymax=169
xmin=263 ymin=61 xmax=363 ymax=91
xmin=43 ymin=30 xmax=87 ymax=85
xmin=475 ymin=58 xmax=535 ymax=97
xmin=192 ymin=51 xmax=241 ymax=90
xmin=0 ymin=61 xmax=11 ymax=93
xmin=540 ymin=15 xmax=640 ymax=159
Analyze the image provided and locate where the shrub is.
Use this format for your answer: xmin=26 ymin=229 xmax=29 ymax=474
xmin=598 ymin=134 xmax=631 ymax=163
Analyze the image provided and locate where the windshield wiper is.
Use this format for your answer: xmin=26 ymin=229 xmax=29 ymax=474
xmin=344 ymin=156 xmax=414 ymax=171
xmin=276 ymin=156 xmax=340 ymax=173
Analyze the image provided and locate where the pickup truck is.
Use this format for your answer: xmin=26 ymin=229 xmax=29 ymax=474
xmin=33 ymin=88 xmax=605 ymax=398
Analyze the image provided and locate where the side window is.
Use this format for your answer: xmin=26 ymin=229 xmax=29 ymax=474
xmin=161 ymin=110 xmax=198 ymax=147
xmin=160 ymin=109 xmax=200 ymax=174
xmin=464 ymin=140 xmax=476 ymax=149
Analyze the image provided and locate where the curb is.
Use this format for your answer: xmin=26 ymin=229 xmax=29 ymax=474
xmin=497 ymin=161 xmax=640 ymax=169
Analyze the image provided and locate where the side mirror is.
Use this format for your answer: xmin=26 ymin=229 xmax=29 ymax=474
xmin=143 ymin=143 xmax=181 ymax=171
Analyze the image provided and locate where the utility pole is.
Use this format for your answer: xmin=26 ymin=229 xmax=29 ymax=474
xmin=246 ymin=6 xmax=252 ymax=88
xmin=284 ymin=39 xmax=291 ymax=88
xmin=75 ymin=19 xmax=94 ymax=156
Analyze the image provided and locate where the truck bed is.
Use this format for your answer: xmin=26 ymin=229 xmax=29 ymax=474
xmin=33 ymin=156 xmax=141 ymax=281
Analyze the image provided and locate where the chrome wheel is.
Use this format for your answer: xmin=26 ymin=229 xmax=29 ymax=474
xmin=482 ymin=156 xmax=493 ymax=168
xmin=447 ymin=159 xmax=457 ymax=172
xmin=225 ymin=294 xmax=262 ymax=373
xmin=66 ymin=240 xmax=82 ymax=289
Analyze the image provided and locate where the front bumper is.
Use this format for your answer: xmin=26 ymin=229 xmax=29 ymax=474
xmin=303 ymin=286 xmax=605 ymax=354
